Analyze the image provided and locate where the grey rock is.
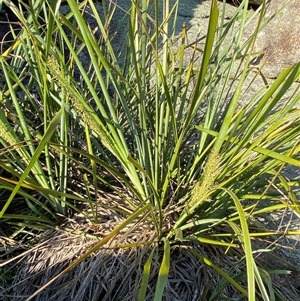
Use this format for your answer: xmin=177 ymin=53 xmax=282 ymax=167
xmin=251 ymin=0 xmax=300 ymax=78
xmin=229 ymin=0 xmax=264 ymax=6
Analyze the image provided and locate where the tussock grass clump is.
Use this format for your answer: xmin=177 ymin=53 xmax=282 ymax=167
xmin=0 ymin=0 xmax=299 ymax=300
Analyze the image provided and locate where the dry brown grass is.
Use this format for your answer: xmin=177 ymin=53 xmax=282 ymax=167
xmin=0 ymin=204 xmax=245 ymax=301
xmin=1 ymin=205 xmax=300 ymax=301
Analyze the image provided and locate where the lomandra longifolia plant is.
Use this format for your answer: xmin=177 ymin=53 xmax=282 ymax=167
xmin=0 ymin=0 xmax=299 ymax=300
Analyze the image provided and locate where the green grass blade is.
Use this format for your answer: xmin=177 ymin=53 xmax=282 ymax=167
xmin=0 ymin=106 xmax=65 ymax=217
xmin=153 ymin=238 xmax=170 ymax=301
xmin=220 ymin=187 xmax=256 ymax=301
xmin=187 ymin=249 xmax=248 ymax=297
xmin=138 ymin=248 xmax=155 ymax=301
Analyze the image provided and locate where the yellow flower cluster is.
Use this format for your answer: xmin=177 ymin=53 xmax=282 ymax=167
xmin=187 ymin=152 xmax=221 ymax=210
xmin=0 ymin=118 xmax=16 ymax=146
xmin=47 ymin=56 xmax=113 ymax=151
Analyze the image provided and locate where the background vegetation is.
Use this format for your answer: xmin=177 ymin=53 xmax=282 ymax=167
xmin=0 ymin=0 xmax=299 ymax=300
